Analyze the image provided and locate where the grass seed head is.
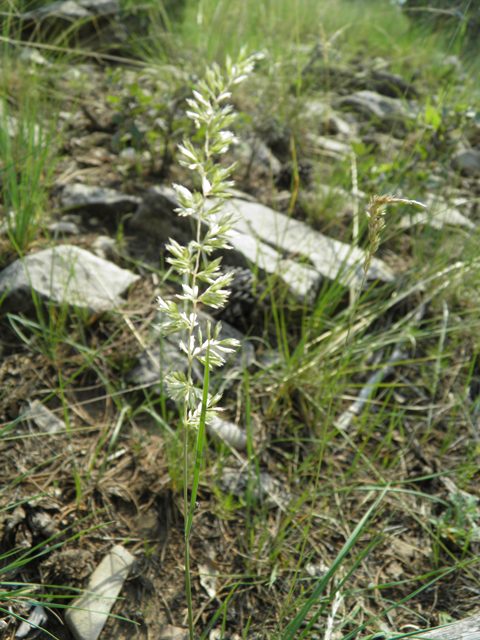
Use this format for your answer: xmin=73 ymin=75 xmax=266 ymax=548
xmin=364 ymin=194 xmax=426 ymax=275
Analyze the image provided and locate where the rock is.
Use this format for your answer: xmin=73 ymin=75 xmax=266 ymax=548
xmin=130 ymin=186 xmax=394 ymax=298
xmin=76 ymin=0 xmax=120 ymax=15
xmin=91 ymin=235 xmax=116 ymax=259
xmin=207 ymin=417 xmax=248 ymax=450
xmin=360 ymin=131 xmax=405 ymax=155
xmin=198 ymin=559 xmax=219 ymax=598
xmin=233 ymin=134 xmax=282 ymax=176
xmin=398 ymin=194 xmax=475 ymax=230
xmin=47 ymin=220 xmax=81 ymax=235
xmin=305 ymin=133 xmax=351 ymax=159
xmin=19 ymin=47 xmax=52 ymax=67
xmin=158 ymin=626 xmax=189 ymax=640
xmin=226 ymin=229 xmax=320 ymax=299
xmin=23 ymin=0 xmax=92 ymax=22
xmin=65 ymin=545 xmax=135 ymax=640
xmin=335 ymin=348 xmax=407 ymax=431
xmin=338 ymin=90 xmax=415 ymax=128
xmin=301 ymin=60 xmax=362 ymax=94
xmin=130 ymin=186 xmax=319 ymax=299
xmin=129 ymin=185 xmax=192 ymax=248
xmin=370 ymin=70 xmax=418 ymax=99
xmin=15 ymin=605 xmax=48 ymax=638
xmin=302 ymin=99 xmax=329 ymax=120
xmin=127 ymin=309 xmax=255 ymax=396
xmin=327 ymin=113 xmax=356 ymax=136
xmin=451 ymin=148 xmax=480 ymax=176
xmin=442 ymin=55 xmax=462 ymax=72
xmin=61 ymin=184 xmax=141 ymax=218
xmin=0 ymin=112 xmax=20 ymax=138
xmin=119 ymin=147 xmax=138 ymax=162
xmin=220 ymin=466 xmax=292 ymax=509
xmin=213 ymin=266 xmax=267 ymax=332
xmin=21 ymin=0 xmax=127 ymax=48
xmin=27 ymin=400 xmax=65 ymax=434
xmin=216 ymin=196 xmax=395 ymax=289
xmin=127 ymin=340 xmax=202 ymax=392
xmin=0 ymin=244 xmax=139 ymax=314
xmin=303 ymin=100 xmax=356 ymax=136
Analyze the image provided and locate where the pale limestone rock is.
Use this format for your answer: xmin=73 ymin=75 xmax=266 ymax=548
xmin=65 ymin=545 xmax=135 ymax=640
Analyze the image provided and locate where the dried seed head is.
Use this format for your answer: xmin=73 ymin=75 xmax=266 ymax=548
xmin=364 ymin=194 xmax=426 ymax=275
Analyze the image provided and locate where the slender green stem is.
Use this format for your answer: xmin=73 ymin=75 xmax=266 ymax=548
xmin=183 ymin=401 xmax=194 ymax=640
xmin=185 ymin=531 xmax=194 ymax=640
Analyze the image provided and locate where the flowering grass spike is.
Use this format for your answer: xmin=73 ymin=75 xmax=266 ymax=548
xmin=156 ymin=48 xmax=263 ymax=640
xmin=364 ymin=194 xmax=426 ymax=275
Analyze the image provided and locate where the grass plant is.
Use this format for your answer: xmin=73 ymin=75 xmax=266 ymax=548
xmin=0 ymin=92 xmax=57 ymax=254
xmin=0 ymin=10 xmax=61 ymax=256
xmin=156 ymin=49 xmax=263 ymax=640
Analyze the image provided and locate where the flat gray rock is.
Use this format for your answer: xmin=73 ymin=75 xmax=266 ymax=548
xmin=220 ymin=197 xmax=394 ymax=288
xmin=47 ymin=220 xmax=80 ymax=235
xmin=23 ymin=0 xmax=92 ymax=21
xmin=19 ymin=47 xmax=52 ymax=67
xmin=226 ymin=228 xmax=320 ymax=299
xmin=220 ymin=466 xmax=292 ymax=509
xmin=302 ymin=100 xmax=356 ymax=136
xmin=306 ymin=133 xmax=351 ymax=158
xmin=61 ymin=183 xmax=141 ymax=218
xmin=207 ymin=417 xmax=248 ymax=450
xmin=65 ymin=545 xmax=135 ymax=640
xmin=338 ymin=90 xmax=414 ymax=124
xmin=15 ymin=605 xmax=48 ymax=639
xmin=27 ymin=400 xmax=65 ymax=434
xmin=399 ymin=194 xmax=475 ymax=230
xmin=451 ymin=148 xmax=480 ymax=175
xmin=129 ymin=186 xmax=319 ymax=299
xmin=0 ymin=244 xmax=139 ymax=314
xmin=23 ymin=0 xmax=119 ymax=21
xmin=233 ymin=134 xmax=282 ymax=175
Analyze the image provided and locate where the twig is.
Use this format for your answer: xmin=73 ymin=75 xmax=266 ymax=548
xmin=335 ymin=347 xmax=407 ymax=431
xmin=335 ymin=301 xmax=429 ymax=431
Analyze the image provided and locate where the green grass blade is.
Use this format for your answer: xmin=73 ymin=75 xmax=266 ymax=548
xmin=280 ymin=486 xmax=389 ymax=640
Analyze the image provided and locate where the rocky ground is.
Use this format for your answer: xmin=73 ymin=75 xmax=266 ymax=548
xmin=2 ymin=2 xmax=480 ymax=640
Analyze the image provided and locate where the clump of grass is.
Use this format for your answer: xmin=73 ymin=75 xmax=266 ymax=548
xmin=156 ymin=48 xmax=263 ymax=640
xmin=0 ymin=74 xmax=58 ymax=254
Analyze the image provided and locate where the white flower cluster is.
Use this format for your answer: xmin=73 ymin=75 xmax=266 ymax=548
xmin=157 ymin=48 xmax=263 ymax=428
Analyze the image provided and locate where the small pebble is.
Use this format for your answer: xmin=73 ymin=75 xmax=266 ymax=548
xmin=65 ymin=545 xmax=135 ymax=640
